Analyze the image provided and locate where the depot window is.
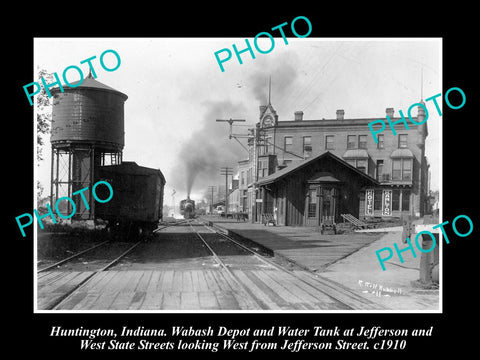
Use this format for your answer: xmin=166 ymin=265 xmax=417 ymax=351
xmin=307 ymin=188 xmax=317 ymax=218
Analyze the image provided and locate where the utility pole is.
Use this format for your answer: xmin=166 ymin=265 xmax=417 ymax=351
xmin=215 ymin=118 xmax=249 ymax=152
xmin=207 ymin=185 xmax=216 ymax=214
xmin=216 ymin=118 xmax=258 ymax=223
xmin=220 ymin=167 xmax=233 ymax=217
xmin=215 ymin=118 xmax=247 ymax=139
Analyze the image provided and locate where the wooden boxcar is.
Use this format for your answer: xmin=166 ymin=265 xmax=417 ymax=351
xmin=95 ymin=161 xmax=166 ymax=238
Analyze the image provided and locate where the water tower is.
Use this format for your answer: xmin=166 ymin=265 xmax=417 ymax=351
xmin=50 ymin=72 xmax=128 ymax=222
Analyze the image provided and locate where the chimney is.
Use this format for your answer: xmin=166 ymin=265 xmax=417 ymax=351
xmin=336 ymin=109 xmax=345 ymax=120
xmin=386 ymin=107 xmax=394 ymax=118
xmin=294 ymin=111 xmax=304 ymax=121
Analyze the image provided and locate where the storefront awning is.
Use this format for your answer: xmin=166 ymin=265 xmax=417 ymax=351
xmin=342 ymin=149 xmax=369 ymax=159
xmin=390 ymin=148 xmax=414 ymax=158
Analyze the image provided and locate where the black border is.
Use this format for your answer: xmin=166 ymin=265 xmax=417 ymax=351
xmin=9 ymin=7 xmax=478 ymax=357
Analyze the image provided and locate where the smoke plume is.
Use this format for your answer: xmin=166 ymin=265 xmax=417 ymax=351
xmin=248 ymin=60 xmax=299 ymax=104
xmin=172 ymin=100 xmax=248 ymax=198
xmin=173 ymin=53 xmax=300 ymax=199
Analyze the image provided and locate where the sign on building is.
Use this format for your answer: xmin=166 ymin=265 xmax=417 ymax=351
xmin=382 ymin=189 xmax=392 ymax=216
xmin=365 ymin=189 xmax=374 ymax=216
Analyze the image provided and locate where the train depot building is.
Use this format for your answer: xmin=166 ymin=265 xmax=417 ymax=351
xmin=234 ymin=99 xmax=430 ymax=227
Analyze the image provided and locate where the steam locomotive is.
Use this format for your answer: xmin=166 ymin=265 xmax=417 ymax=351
xmin=179 ymin=197 xmax=196 ymax=219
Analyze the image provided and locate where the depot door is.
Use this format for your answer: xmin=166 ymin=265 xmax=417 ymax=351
xmin=304 ymin=186 xmax=319 ymax=226
xmin=321 ymin=187 xmax=336 ymax=220
xmin=304 ymin=185 xmax=337 ymax=226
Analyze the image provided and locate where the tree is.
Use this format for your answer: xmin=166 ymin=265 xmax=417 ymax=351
xmin=37 ymin=180 xmax=44 ymax=200
xmin=37 ymin=69 xmax=53 ymax=162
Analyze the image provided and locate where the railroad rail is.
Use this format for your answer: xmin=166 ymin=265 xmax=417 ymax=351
xmin=37 ymin=240 xmax=110 ymax=273
xmin=38 ymin=218 xmax=386 ymax=311
xmin=191 ymin=219 xmax=386 ymax=311
xmin=187 ymin=221 xmax=265 ymax=309
xmin=39 ymin=221 xmax=180 ymax=310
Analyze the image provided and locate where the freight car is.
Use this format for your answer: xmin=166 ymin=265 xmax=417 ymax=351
xmin=94 ymin=161 xmax=166 ymax=239
xmin=180 ymin=198 xmax=196 ymax=219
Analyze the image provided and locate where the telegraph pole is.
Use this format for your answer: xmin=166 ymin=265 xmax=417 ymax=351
xmin=215 ymin=118 xmax=250 ymax=152
xmin=207 ymin=185 xmax=216 ymax=214
xmin=215 ymin=118 xmax=247 ymax=139
xmin=216 ymin=118 xmax=255 ymax=222
xmin=220 ymin=167 xmax=233 ymax=217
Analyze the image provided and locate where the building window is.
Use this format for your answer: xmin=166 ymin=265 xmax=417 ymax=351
xmin=346 ymin=158 xmax=368 ymax=173
xmin=259 ymin=144 xmax=265 ymax=155
xmin=392 ymin=158 xmax=412 ymax=181
xmin=392 ymin=159 xmax=402 ymax=180
xmin=303 ymin=136 xmax=312 ymax=158
xmin=403 ymin=158 xmax=412 ymax=180
xmin=284 ymin=136 xmax=293 ymax=152
xmin=359 ymin=135 xmax=367 ymax=149
xmin=374 ymin=189 xmax=382 ymax=210
xmin=376 ymin=160 xmax=384 ymax=181
xmin=325 ymin=135 xmax=335 ymax=150
xmin=399 ymin=134 xmax=408 ymax=148
xmin=392 ymin=190 xmax=400 ymax=211
xmin=240 ymin=171 xmax=245 ymax=185
xmin=258 ymin=159 xmax=268 ymax=178
xmin=347 ymin=135 xmax=356 ymax=149
xmin=377 ymin=134 xmax=384 ymax=149
xmin=307 ymin=189 xmax=317 ymax=218
xmin=402 ymin=190 xmax=410 ymax=210
xmin=356 ymin=159 xmax=367 ymax=173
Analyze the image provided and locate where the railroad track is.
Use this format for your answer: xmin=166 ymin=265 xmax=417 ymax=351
xmin=189 ymin=219 xmax=387 ymax=311
xmin=37 ymin=240 xmax=111 ymax=273
xmin=38 ymin=218 xmax=386 ymax=311
xmin=38 ymin=221 xmax=182 ymax=310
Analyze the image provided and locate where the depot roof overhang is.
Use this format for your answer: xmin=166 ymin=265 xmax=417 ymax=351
xmin=256 ymin=151 xmax=379 ymax=187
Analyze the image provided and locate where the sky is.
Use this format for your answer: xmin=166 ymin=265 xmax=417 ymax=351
xmin=34 ymin=38 xmax=442 ymax=205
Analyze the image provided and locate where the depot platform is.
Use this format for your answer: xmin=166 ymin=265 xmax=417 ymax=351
xmin=201 ymin=216 xmax=440 ymax=311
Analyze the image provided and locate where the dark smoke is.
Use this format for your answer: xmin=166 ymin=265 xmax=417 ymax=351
xmin=172 ymin=100 xmax=248 ymax=198
xmin=248 ymin=53 xmax=300 ymax=105
xmin=173 ymin=53 xmax=300 ymax=199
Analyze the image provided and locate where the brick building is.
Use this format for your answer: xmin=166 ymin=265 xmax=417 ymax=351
xmin=237 ymin=99 xmax=430 ymax=226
